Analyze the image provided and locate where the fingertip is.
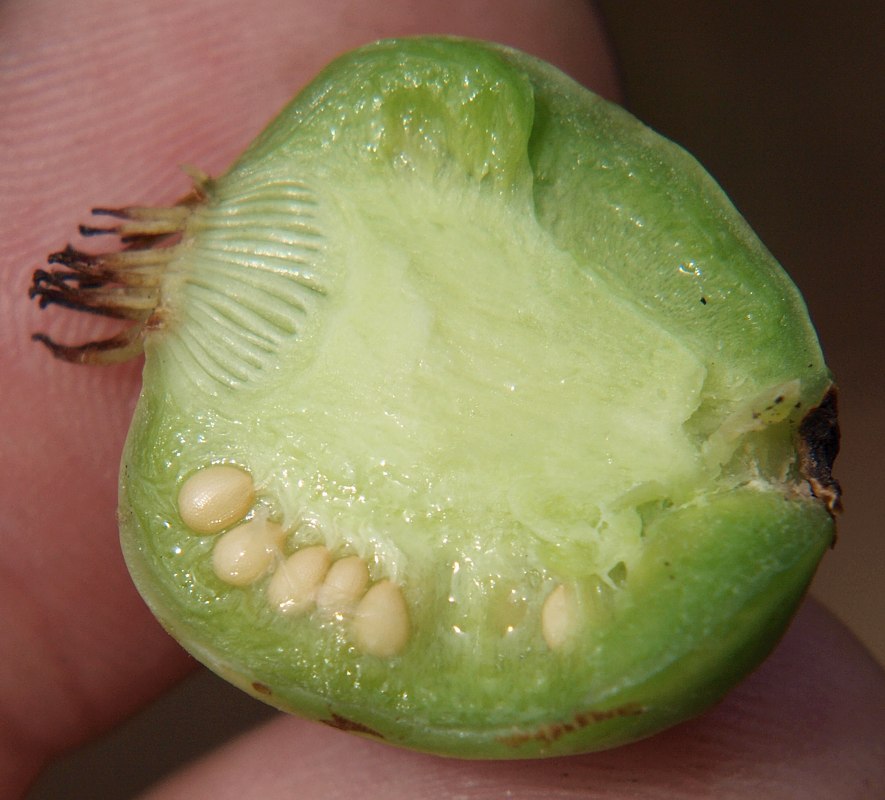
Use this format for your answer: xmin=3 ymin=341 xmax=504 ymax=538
xmin=140 ymin=602 xmax=885 ymax=800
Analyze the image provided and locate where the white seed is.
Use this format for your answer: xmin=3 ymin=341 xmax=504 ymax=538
xmin=212 ymin=518 xmax=284 ymax=586
xmin=267 ymin=545 xmax=332 ymax=615
xmin=316 ymin=556 xmax=370 ymax=613
xmin=178 ymin=465 xmax=255 ymax=534
xmin=541 ymin=583 xmax=579 ymax=650
xmin=353 ymin=580 xmax=410 ymax=657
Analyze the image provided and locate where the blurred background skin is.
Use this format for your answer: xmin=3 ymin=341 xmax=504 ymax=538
xmin=14 ymin=1 xmax=883 ymax=797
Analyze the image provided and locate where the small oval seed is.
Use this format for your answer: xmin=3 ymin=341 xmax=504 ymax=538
xmin=353 ymin=580 xmax=410 ymax=657
xmin=178 ymin=465 xmax=255 ymax=534
xmin=267 ymin=545 xmax=332 ymax=615
xmin=541 ymin=583 xmax=579 ymax=650
xmin=316 ymin=556 xmax=370 ymax=613
xmin=212 ymin=518 xmax=284 ymax=586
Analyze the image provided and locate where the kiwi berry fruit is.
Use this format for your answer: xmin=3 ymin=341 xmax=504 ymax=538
xmin=30 ymin=37 xmax=840 ymax=758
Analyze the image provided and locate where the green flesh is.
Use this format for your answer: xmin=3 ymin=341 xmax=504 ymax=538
xmin=119 ymin=38 xmax=834 ymax=757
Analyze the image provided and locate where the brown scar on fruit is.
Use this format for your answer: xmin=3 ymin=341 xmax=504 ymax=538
xmin=251 ymin=681 xmax=272 ymax=696
xmin=28 ymin=171 xmax=211 ymax=365
xmin=499 ymin=702 xmax=645 ymax=747
xmin=798 ymin=387 xmax=842 ymax=517
xmin=322 ymin=713 xmax=385 ymax=739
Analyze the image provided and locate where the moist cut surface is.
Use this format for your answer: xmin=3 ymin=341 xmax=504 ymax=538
xmin=33 ymin=38 xmax=837 ymax=758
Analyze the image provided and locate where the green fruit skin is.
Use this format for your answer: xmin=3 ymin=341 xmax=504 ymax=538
xmin=118 ymin=37 xmax=835 ymax=758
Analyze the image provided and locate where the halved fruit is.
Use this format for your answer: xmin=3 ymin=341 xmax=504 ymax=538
xmin=31 ymin=37 xmax=838 ymax=757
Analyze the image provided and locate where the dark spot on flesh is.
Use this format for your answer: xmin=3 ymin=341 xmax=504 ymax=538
xmin=251 ymin=681 xmax=272 ymax=695
xmin=700 ymin=296 xmax=707 ymax=305
xmin=322 ymin=713 xmax=385 ymax=739
xmin=499 ymin=703 xmax=645 ymax=747
xmin=762 ymin=396 xmax=785 ymax=414
xmin=798 ymin=386 xmax=842 ymax=517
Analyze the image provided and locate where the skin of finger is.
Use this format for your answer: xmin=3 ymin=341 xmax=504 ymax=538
xmin=0 ymin=0 xmax=617 ymax=796
xmin=137 ymin=600 xmax=885 ymax=800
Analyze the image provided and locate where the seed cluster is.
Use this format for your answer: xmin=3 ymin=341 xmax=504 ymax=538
xmin=177 ymin=464 xmax=411 ymax=658
xmin=177 ymin=464 xmax=577 ymax=655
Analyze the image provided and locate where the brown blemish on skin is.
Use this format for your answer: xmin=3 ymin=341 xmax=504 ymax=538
xmin=798 ymin=387 xmax=842 ymax=516
xmin=145 ymin=306 xmax=170 ymax=332
xmin=251 ymin=681 xmax=272 ymax=695
xmin=499 ymin=703 xmax=645 ymax=747
xmin=322 ymin=713 xmax=385 ymax=739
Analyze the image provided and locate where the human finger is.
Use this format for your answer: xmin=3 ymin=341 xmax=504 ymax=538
xmin=139 ymin=600 xmax=885 ymax=800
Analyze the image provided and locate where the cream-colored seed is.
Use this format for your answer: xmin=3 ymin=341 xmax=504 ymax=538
xmin=267 ymin=545 xmax=332 ymax=615
xmin=178 ymin=465 xmax=255 ymax=534
xmin=212 ymin=518 xmax=284 ymax=586
xmin=316 ymin=556 xmax=370 ymax=612
xmin=353 ymin=580 xmax=410 ymax=657
xmin=541 ymin=583 xmax=579 ymax=650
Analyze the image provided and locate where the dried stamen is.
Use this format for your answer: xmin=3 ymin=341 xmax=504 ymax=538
xmin=29 ymin=182 xmax=206 ymax=364
xmin=30 ymin=267 xmax=159 ymax=318
xmin=32 ymin=322 xmax=148 ymax=365
xmin=80 ymin=205 xmax=193 ymax=240
xmin=44 ymin=245 xmax=168 ymax=287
